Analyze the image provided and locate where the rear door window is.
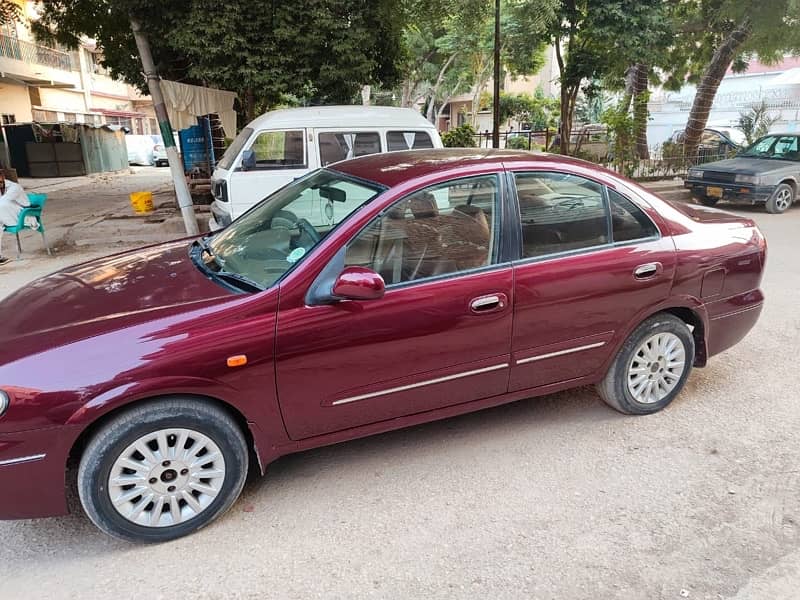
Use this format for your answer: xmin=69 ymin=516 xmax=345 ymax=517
xmin=249 ymin=130 xmax=306 ymax=168
xmin=608 ymin=189 xmax=659 ymax=242
xmin=387 ymin=131 xmax=435 ymax=151
xmin=514 ymin=172 xmax=609 ymax=258
xmin=318 ymin=132 xmax=382 ymax=166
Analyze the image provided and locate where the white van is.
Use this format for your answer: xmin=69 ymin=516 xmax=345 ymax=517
xmin=208 ymin=106 xmax=442 ymax=229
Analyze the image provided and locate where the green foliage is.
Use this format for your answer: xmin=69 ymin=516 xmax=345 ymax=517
xmin=397 ymin=0 xmax=557 ymax=124
xmin=738 ymin=100 xmax=778 ymax=144
xmin=33 ymin=0 xmax=404 ymax=119
xmin=494 ymin=89 xmax=559 ymax=130
xmin=441 ymin=124 xmax=477 ymax=147
xmin=601 ymin=104 xmax=636 ymax=175
xmin=505 ymin=135 xmax=539 ymax=150
xmin=0 ymin=0 xmax=20 ymax=25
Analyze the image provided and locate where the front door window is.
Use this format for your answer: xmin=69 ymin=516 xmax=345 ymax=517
xmin=344 ymin=174 xmax=500 ymax=285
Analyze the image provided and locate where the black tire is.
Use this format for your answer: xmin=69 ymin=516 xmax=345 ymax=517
xmin=77 ymin=398 xmax=249 ymax=543
xmin=765 ymin=183 xmax=794 ymax=214
xmin=596 ymin=313 xmax=695 ymax=415
xmin=695 ymin=195 xmax=719 ymax=207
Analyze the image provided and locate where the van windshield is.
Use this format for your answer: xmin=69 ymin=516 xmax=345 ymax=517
xmin=217 ymin=127 xmax=253 ymax=170
xmin=201 ymin=169 xmax=383 ymax=290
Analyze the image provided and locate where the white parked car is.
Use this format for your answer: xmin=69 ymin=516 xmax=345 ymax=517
xmin=209 ymin=106 xmax=443 ymax=230
xmin=125 ymin=134 xmax=156 ymax=166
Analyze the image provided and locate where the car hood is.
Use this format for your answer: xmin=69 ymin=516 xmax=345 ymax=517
xmin=701 ymin=157 xmax=799 ymax=174
xmin=0 ymin=240 xmax=235 ymax=359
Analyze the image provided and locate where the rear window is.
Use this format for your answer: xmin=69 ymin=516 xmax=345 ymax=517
xmin=319 ymin=132 xmax=381 ymax=166
xmin=249 ymin=130 xmax=306 ymax=168
xmin=387 ymin=131 xmax=435 ymax=151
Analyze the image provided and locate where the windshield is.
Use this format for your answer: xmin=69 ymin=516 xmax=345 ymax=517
xmin=205 ymin=169 xmax=383 ymax=289
xmin=217 ymin=127 xmax=254 ymax=170
xmin=739 ymin=135 xmax=800 ymax=161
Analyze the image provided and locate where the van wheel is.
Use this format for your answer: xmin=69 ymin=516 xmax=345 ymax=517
xmin=596 ymin=314 xmax=695 ymax=415
xmin=77 ymin=398 xmax=248 ymax=543
xmin=766 ymin=183 xmax=794 ymax=214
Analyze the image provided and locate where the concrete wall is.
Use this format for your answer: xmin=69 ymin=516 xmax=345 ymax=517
xmin=0 ymin=82 xmax=33 ymax=122
xmin=37 ymin=88 xmax=87 ymax=113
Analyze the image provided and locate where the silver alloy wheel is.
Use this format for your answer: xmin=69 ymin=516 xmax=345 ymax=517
xmin=626 ymin=332 xmax=686 ymax=404
xmin=775 ymin=187 xmax=793 ymax=212
xmin=107 ymin=428 xmax=226 ymax=527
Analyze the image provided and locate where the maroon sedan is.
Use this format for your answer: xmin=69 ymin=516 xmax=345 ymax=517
xmin=0 ymin=149 xmax=765 ymax=542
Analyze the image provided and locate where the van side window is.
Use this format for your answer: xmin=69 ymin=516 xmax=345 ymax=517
xmin=250 ymin=130 xmax=305 ymax=168
xmin=387 ymin=131 xmax=434 ymax=151
xmin=319 ymin=132 xmax=381 ymax=166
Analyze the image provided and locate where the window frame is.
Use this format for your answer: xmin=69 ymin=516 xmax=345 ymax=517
xmin=386 ymin=130 xmax=436 ymax=152
xmin=606 ymin=187 xmax=661 ymax=245
xmin=316 ymin=130 xmax=383 ymax=166
xmin=341 ymin=172 xmax=512 ymax=291
xmin=509 ymin=170 xmax=662 ymax=265
xmin=245 ymin=128 xmax=308 ymax=171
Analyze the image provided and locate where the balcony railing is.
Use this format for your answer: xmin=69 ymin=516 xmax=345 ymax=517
xmin=0 ymin=34 xmax=75 ymax=72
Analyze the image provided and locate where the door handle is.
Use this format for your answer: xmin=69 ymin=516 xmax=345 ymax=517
xmin=470 ymin=293 xmax=508 ymax=313
xmin=633 ymin=262 xmax=661 ymax=279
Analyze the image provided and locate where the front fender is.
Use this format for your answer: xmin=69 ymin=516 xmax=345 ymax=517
xmin=64 ymin=376 xmax=275 ymax=472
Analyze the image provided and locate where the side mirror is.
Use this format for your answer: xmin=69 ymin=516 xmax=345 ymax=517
xmin=332 ymin=266 xmax=385 ymax=301
xmin=241 ymin=149 xmax=256 ymax=171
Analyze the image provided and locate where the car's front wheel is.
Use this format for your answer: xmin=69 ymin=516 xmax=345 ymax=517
xmin=596 ymin=313 xmax=695 ymax=415
xmin=765 ymin=183 xmax=794 ymax=214
xmin=77 ymin=398 xmax=249 ymax=543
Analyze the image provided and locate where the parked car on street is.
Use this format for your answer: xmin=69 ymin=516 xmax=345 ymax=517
xmin=0 ymin=149 xmax=766 ymax=542
xmin=209 ymin=106 xmax=442 ymax=231
xmin=151 ymin=135 xmax=168 ymax=167
xmin=125 ymin=134 xmax=156 ymax=166
xmin=684 ymin=132 xmax=800 ymax=213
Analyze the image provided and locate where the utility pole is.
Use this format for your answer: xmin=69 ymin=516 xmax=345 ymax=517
xmin=130 ymin=17 xmax=199 ymax=236
xmin=492 ymin=0 xmax=501 ymax=149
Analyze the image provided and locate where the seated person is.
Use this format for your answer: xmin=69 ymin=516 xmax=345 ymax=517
xmin=0 ymin=172 xmax=36 ymax=265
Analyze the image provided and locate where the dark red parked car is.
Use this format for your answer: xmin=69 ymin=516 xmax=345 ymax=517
xmin=0 ymin=149 xmax=765 ymax=542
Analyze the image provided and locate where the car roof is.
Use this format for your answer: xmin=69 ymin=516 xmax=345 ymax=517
xmin=331 ymin=148 xmax=598 ymax=188
xmin=245 ymin=106 xmax=437 ymax=131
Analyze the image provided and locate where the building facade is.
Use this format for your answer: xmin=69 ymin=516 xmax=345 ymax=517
xmin=0 ymin=1 xmax=155 ymax=134
xmin=647 ymin=57 xmax=800 ymax=149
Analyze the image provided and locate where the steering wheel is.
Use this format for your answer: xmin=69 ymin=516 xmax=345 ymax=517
xmin=295 ymin=218 xmax=321 ymax=244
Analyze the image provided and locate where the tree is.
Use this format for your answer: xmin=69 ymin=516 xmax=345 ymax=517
xmin=511 ymin=0 xmax=672 ymax=155
xmin=0 ymin=0 xmax=20 ymax=25
xmin=667 ymin=0 xmax=800 ymax=158
xmin=34 ymin=0 xmax=405 ymax=124
xmin=738 ymin=100 xmax=778 ymax=144
xmin=395 ymin=0 xmax=554 ymax=127
xmin=493 ymin=89 xmax=559 ymax=129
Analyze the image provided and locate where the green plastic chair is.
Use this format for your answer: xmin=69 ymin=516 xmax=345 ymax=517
xmin=3 ymin=192 xmax=51 ymax=258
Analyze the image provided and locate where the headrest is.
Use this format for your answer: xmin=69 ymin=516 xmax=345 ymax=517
xmin=409 ymin=192 xmax=439 ymax=219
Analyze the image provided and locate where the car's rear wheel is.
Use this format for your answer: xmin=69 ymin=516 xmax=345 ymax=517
xmin=695 ymin=195 xmax=719 ymax=207
xmin=765 ymin=183 xmax=794 ymax=214
xmin=77 ymin=398 xmax=248 ymax=543
xmin=596 ymin=313 xmax=695 ymax=415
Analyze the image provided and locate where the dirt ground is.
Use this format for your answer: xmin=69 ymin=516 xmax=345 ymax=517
xmin=0 ymin=198 xmax=799 ymax=599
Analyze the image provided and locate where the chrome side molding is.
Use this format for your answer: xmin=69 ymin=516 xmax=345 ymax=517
xmin=516 ymin=341 xmax=606 ymax=365
xmin=332 ymin=363 xmax=510 ymax=406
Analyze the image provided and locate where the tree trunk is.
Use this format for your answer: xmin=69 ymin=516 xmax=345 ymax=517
xmin=683 ymin=20 xmax=751 ymax=159
xmin=426 ymin=52 xmax=458 ymax=123
xmin=130 ymin=16 xmax=198 ymax=236
xmin=245 ymin=88 xmax=256 ymax=123
xmin=633 ymin=63 xmax=649 ymax=160
xmin=555 ymin=39 xmax=571 ymax=154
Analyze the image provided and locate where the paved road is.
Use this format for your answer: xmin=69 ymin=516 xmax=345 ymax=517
xmin=1 ymin=204 xmax=799 ymax=599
